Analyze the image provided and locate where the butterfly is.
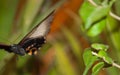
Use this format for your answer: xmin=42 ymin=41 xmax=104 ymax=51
xmin=0 ymin=11 xmax=54 ymax=56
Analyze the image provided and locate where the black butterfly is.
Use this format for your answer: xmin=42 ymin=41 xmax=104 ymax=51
xmin=0 ymin=11 xmax=54 ymax=56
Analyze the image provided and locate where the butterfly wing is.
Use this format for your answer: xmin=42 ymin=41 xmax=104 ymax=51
xmin=19 ymin=11 xmax=54 ymax=44
xmin=18 ymin=11 xmax=54 ymax=55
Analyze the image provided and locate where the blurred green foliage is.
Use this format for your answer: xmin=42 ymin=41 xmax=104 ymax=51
xmin=0 ymin=0 xmax=120 ymax=75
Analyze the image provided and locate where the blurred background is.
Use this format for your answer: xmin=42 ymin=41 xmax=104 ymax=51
xmin=0 ymin=0 xmax=120 ymax=75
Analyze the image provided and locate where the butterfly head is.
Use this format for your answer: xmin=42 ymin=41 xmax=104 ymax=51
xmin=10 ymin=44 xmax=26 ymax=56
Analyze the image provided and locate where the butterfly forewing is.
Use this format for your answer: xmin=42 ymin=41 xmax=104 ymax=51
xmin=19 ymin=11 xmax=54 ymax=44
xmin=18 ymin=11 xmax=54 ymax=55
xmin=28 ymin=13 xmax=54 ymax=38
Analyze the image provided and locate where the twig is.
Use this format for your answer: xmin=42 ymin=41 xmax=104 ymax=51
xmin=92 ymin=51 xmax=120 ymax=69
xmin=88 ymin=0 xmax=98 ymax=6
xmin=109 ymin=11 xmax=120 ymax=21
xmin=112 ymin=62 xmax=120 ymax=69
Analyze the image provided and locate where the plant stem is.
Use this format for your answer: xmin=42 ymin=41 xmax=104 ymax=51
xmin=112 ymin=62 xmax=120 ymax=69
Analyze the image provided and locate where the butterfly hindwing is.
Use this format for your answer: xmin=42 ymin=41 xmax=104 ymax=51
xmin=20 ymin=37 xmax=45 ymax=55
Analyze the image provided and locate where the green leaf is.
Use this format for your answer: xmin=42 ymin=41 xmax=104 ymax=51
xmin=83 ymin=48 xmax=97 ymax=66
xmin=87 ymin=19 xmax=106 ymax=37
xmin=98 ymin=50 xmax=113 ymax=64
xmin=85 ymin=6 xmax=109 ymax=29
xmin=83 ymin=48 xmax=98 ymax=75
xmin=91 ymin=43 xmax=109 ymax=51
xmin=92 ymin=62 xmax=104 ymax=75
xmin=79 ymin=1 xmax=95 ymax=22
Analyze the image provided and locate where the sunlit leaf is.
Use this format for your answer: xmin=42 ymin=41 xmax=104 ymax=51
xmin=85 ymin=6 xmax=109 ymax=29
xmin=79 ymin=1 xmax=95 ymax=22
xmin=98 ymin=50 xmax=113 ymax=64
xmin=92 ymin=62 xmax=104 ymax=75
xmin=91 ymin=43 xmax=109 ymax=51
xmin=87 ymin=19 xmax=106 ymax=37
xmin=83 ymin=48 xmax=98 ymax=75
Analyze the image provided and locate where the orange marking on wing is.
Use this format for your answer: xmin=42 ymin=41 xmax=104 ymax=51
xmin=28 ymin=50 xmax=32 ymax=55
xmin=34 ymin=50 xmax=37 ymax=55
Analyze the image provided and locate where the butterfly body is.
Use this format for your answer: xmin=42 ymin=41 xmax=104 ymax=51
xmin=10 ymin=37 xmax=45 ymax=55
xmin=10 ymin=44 xmax=25 ymax=55
xmin=0 ymin=11 xmax=54 ymax=56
